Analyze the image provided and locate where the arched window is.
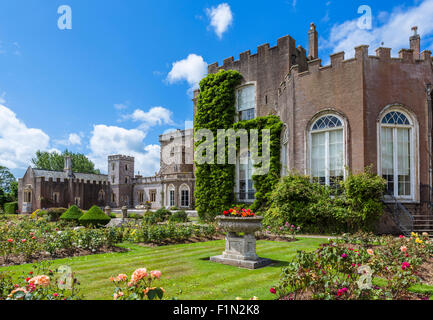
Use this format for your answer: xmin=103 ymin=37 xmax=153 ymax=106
xmin=168 ymin=185 xmax=175 ymax=207
xmin=179 ymin=184 xmax=190 ymax=207
xmin=281 ymin=126 xmax=289 ymax=176
xmin=23 ymin=186 xmax=32 ymax=203
xmin=310 ymin=114 xmax=345 ymax=186
xmin=379 ymin=109 xmax=415 ymax=199
xmin=98 ymin=189 xmax=105 ymax=201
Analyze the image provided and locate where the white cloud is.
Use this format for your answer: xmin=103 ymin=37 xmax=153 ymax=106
xmin=68 ymin=133 xmax=82 ymax=145
xmin=88 ymin=125 xmax=160 ymax=176
xmin=128 ymin=106 xmax=174 ymax=129
xmin=206 ymin=3 xmax=233 ymax=39
xmin=54 ymin=133 xmax=82 ymax=147
xmin=167 ymin=54 xmax=208 ymax=93
xmin=323 ymin=0 xmax=433 ymax=59
xmin=0 ymin=104 xmax=50 ymax=169
xmin=114 ymin=103 xmax=128 ymax=110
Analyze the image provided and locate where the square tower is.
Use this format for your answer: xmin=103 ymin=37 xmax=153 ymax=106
xmin=108 ymin=155 xmax=135 ymax=207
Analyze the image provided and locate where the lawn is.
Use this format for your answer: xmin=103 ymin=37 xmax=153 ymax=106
xmin=0 ymin=238 xmax=326 ymax=300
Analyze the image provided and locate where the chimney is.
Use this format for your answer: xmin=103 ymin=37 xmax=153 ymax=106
xmin=410 ymin=26 xmax=420 ymax=60
xmin=308 ymin=23 xmax=319 ymax=60
xmin=64 ymin=156 xmax=73 ymax=177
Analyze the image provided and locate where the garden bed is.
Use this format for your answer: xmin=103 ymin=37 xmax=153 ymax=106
xmin=273 ymin=232 xmax=433 ymax=300
xmin=0 ymin=246 xmax=127 ymax=267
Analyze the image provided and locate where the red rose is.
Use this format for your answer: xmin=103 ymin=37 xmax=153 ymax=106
xmin=270 ymin=288 xmax=276 ymax=294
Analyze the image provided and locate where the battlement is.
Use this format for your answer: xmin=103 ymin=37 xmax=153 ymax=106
xmin=286 ymin=44 xmax=432 ymax=81
xmin=37 ymin=176 xmax=110 ymax=185
xmin=208 ymin=34 xmax=298 ymax=74
xmin=159 ymin=128 xmax=193 ymax=141
xmin=108 ymin=155 xmax=135 ymax=162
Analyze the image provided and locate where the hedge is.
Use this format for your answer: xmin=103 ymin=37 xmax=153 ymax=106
xmin=4 ymin=202 xmax=18 ymax=214
xmin=78 ymin=205 xmax=111 ymax=227
xmin=60 ymin=205 xmax=83 ymax=222
xmin=169 ymin=210 xmax=189 ymax=223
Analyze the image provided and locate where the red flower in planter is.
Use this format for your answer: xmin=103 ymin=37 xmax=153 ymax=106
xmin=223 ymin=207 xmax=256 ymax=217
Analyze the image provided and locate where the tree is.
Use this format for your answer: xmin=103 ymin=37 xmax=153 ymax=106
xmin=31 ymin=150 xmax=101 ymax=174
xmin=0 ymin=166 xmax=16 ymax=194
xmin=0 ymin=166 xmax=16 ymax=210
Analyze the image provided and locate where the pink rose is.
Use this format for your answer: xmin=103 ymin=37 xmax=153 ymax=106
xmin=150 ymin=270 xmax=162 ymax=279
xmin=270 ymin=288 xmax=276 ymax=294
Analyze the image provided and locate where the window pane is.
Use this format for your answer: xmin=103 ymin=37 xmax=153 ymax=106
xmin=238 ymin=86 xmax=255 ymax=111
xmin=240 ymin=109 xmax=255 ymax=121
xmin=238 ymin=151 xmax=255 ymax=200
xmin=397 ymin=128 xmax=411 ymax=196
xmin=381 ymin=127 xmax=394 ymax=194
xmin=311 ymin=132 xmax=326 ymax=184
xmin=329 ymin=130 xmax=344 ymax=180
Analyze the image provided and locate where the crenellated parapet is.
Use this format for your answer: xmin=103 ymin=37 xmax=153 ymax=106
xmin=208 ymin=35 xmax=298 ymax=74
xmin=284 ymin=44 xmax=432 ymax=82
xmin=108 ymin=155 xmax=134 ymax=162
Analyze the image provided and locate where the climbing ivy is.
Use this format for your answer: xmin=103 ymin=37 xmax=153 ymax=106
xmin=233 ymin=115 xmax=283 ymax=213
xmin=194 ymin=69 xmax=283 ymax=220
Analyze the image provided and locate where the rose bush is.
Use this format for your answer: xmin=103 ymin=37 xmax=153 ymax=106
xmin=274 ymin=232 xmax=432 ymax=300
xmin=110 ymin=268 xmax=165 ymax=300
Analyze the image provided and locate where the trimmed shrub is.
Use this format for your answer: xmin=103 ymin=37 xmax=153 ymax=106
xmin=47 ymin=207 xmax=67 ymax=221
xmin=170 ymin=206 xmax=179 ymax=211
xmin=143 ymin=208 xmax=171 ymax=225
xmin=79 ymin=205 xmax=111 ymax=227
xmin=4 ymin=202 xmax=18 ymax=215
xmin=169 ymin=210 xmax=189 ymax=223
xmin=60 ymin=205 xmax=83 ymax=222
xmin=109 ymin=213 xmax=117 ymax=219
xmin=264 ymin=169 xmax=386 ymax=234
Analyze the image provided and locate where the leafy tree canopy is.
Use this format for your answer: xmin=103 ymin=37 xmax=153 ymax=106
xmin=31 ymin=150 xmax=101 ymax=174
xmin=0 ymin=166 xmax=16 ymax=193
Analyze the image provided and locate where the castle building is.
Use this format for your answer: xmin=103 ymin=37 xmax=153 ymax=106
xmin=201 ymin=24 xmax=433 ymax=234
xmin=18 ymin=129 xmax=195 ymax=213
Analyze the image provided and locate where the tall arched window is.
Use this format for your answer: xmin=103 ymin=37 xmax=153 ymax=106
xmin=168 ymin=185 xmax=175 ymax=207
xmin=179 ymin=184 xmax=190 ymax=208
xmin=310 ymin=114 xmax=345 ymax=186
xmin=379 ymin=109 xmax=415 ymax=199
xmin=98 ymin=189 xmax=105 ymax=201
xmin=281 ymin=126 xmax=289 ymax=176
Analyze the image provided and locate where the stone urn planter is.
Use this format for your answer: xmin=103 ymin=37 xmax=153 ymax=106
xmin=210 ymin=216 xmax=272 ymax=269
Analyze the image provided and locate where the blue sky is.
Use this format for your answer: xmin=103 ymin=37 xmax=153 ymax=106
xmin=1 ymin=0 xmax=433 ymax=178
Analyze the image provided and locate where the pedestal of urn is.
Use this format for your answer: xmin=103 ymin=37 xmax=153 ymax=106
xmin=210 ymin=216 xmax=272 ymax=269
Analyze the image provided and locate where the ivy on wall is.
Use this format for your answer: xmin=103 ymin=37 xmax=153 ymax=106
xmin=233 ymin=115 xmax=283 ymax=213
xmin=194 ymin=70 xmax=242 ymax=220
xmin=194 ymin=69 xmax=283 ymax=220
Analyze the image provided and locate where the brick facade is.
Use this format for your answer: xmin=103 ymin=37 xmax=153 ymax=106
xmin=206 ymin=24 xmax=433 ymax=233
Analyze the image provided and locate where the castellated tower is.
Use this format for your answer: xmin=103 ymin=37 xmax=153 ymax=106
xmin=108 ymin=155 xmax=135 ymax=208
